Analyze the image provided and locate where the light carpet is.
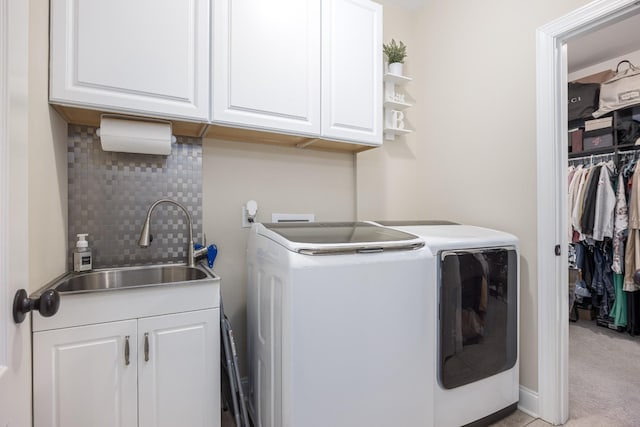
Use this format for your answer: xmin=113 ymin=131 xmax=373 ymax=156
xmin=568 ymin=319 xmax=640 ymax=426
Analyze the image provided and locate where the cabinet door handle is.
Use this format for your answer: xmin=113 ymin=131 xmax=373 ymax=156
xmin=144 ymin=332 xmax=149 ymax=362
xmin=124 ymin=335 xmax=130 ymax=366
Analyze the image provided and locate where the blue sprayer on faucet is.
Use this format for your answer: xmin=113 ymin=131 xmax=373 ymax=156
xmin=195 ymin=243 xmax=218 ymax=268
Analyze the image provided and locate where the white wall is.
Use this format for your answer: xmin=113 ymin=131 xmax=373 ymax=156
xmin=28 ymin=0 xmax=68 ymax=292
xmin=360 ymin=0 xmax=594 ymax=394
xmin=358 ymin=1 xmax=421 ymax=220
xmin=202 ymin=139 xmax=356 ymax=373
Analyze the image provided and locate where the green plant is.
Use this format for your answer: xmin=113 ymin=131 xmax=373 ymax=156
xmin=383 ymin=39 xmax=407 ymax=64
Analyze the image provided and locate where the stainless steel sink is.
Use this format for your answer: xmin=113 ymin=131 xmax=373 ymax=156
xmin=47 ymin=264 xmax=212 ymax=294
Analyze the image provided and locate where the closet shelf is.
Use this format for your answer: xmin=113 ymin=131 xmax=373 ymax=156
xmin=616 ymin=143 xmax=640 ymax=151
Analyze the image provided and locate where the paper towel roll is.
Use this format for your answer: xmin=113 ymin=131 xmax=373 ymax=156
xmin=99 ymin=117 xmax=173 ymax=155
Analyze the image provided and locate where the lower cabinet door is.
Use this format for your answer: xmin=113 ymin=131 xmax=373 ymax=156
xmin=137 ymin=308 xmax=220 ymax=427
xmin=33 ymin=320 xmax=138 ymax=427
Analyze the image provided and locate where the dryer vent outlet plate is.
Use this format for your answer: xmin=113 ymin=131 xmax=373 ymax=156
xmin=271 ymin=213 xmax=315 ymax=223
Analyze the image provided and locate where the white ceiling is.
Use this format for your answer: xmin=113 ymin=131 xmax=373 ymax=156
xmin=567 ymin=12 xmax=640 ymax=72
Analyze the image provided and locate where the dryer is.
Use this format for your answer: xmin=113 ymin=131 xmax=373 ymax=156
xmin=246 ymin=222 xmax=434 ymax=427
xmin=375 ymin=221 xmax=519 ymax=427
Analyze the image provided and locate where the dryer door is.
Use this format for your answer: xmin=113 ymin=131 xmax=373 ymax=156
xmin=439 ymin=247 xmax=518 ymax=389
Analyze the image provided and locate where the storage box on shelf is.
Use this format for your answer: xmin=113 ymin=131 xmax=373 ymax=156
xmin=569 ymin=128 xmax=583 ymax=153
xmin=582 ymin=116 xmax=613 ymax=151
xmin=383 ymin=72 xmax=413 ymax=141
xmin=583 ymin=128 xmax=613 ymax=151
xmin=568 ymin=104 xmax=640 ymax=159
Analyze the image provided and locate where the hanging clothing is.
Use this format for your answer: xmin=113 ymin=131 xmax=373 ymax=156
xmin=593 ymin=243 xmax=615 ymax=317
xmin=572 ymin=167 xmax=591 ymax=237
xmin=581 ymin=164 xmax=603 ymax=237
xmin=624 ymin=161 xmax=640 ymax=292
xmin=612 ymin=172 xmax=628 ymax=274
xmin=568 ymin=158 xmax=631 ymax=327
xmin=568 ymin=165 xmax=585 ymax=241
xmin=592 ymin=161 xmax=616 ymax=241
xmin=611 ymin=274 xmax=628 ymax=327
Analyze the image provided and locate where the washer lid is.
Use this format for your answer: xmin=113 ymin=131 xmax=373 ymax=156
xmin=258 ymin=222 xmax=424 ymax=254
xmin=382 ymin=224 xmax=518 ymax=252
xmin=374 ymin=220 xmax=459 ymax=226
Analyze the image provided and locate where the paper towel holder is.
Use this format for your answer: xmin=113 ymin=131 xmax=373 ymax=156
xmin=97 ymin=114 xmax=177 ymax=155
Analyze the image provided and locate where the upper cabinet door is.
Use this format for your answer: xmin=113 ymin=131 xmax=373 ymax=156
xmin=321 ymin=0 xmax=382 ymax=145
xmin=212 ymin=0 xmax=321 ymax=135
xmin=49 ymin=0 xmax=210 ymax=121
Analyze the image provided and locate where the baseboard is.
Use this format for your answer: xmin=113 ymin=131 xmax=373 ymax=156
xmin=518 ymin=385 xmax=539 ymax=418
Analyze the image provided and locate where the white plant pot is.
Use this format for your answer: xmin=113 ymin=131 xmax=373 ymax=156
xmin=388 ymin=62 xmax=403 ymax=76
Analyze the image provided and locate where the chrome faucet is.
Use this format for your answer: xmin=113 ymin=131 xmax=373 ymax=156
xmin=138 ymin=198 xmax=208 ymax=267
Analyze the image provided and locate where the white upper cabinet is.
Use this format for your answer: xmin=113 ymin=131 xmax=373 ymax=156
xmin=212 ymin=0 xmax=321 ymax=135
xmin=212 ymin=0 xmax=382 ymax=145
xmin=321 ymin=0 xmax=382 ymax=145
xmin=49 ymin=0 xmax=210 ymax=121
xmin=49 ymin=0 xmax=382 ymax=148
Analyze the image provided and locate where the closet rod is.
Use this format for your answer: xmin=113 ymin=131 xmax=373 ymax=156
xmin=568 ymin=144 xmax=640 ymax=160
xmin=568 ymin=152 xmax=614 ymax=164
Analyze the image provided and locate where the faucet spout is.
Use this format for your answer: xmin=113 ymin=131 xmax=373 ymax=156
xmin=138 ymin=198 xmax=199 ymax=267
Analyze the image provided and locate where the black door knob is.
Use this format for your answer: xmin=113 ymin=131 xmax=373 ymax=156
xmin=13 ymin=289 xmax=60 ymax=324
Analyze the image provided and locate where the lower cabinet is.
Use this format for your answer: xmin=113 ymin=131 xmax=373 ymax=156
xmin=33 ymin=309 xmax=220 ymax=427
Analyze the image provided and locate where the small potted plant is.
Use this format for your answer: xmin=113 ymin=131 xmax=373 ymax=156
xmin=383 ymin=39 xmax=407 ymax=75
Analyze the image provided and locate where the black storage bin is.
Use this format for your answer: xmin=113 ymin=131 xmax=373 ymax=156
xmin=583 ymin=128 xmax=613 ymax=151
xmin=568 ymin=82 xmax=600 ymax=121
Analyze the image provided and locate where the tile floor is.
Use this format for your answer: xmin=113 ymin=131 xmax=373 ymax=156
xmin=490 ymin=410 xmax=551 ymax=426
xmin=221 ymin=408 xmax=553 ymax=427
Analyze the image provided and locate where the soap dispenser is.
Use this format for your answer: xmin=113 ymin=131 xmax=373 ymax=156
xmin=73 ymin=233 xmax=93 ymax=272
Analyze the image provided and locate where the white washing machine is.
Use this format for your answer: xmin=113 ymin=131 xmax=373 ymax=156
xmin=375 ymin=221 xmax=520 ymax=427
xmin=246 ymin=222 xmax=434 ymax=427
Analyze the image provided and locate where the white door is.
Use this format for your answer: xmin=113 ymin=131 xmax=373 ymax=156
xmin=212 ymin=0 xmax=321 ymax=135
xmin=0 ymin=0 xmax=32 ymax=425
xmin=49 ymin=0 xmax=210 ymax=121
xmin=32 ymin=321 xmax=138 ymax=427
xmin=138 ymin=309 xmax=220 ymax=427
xmin=321 ymin=0 xmax=382 ymax=145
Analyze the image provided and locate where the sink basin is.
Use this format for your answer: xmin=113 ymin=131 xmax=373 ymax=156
xmin=49 ymin=264 xmax=211 ymax=294
xmin=32 ymin=262 xmax=220 ymax=332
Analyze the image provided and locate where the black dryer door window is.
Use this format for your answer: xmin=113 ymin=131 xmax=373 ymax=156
xmin=439 ymin=248 xmax=518 ymax=389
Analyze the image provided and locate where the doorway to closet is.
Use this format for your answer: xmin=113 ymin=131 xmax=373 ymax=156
xmin=536 ymin=0 xmax=640 ymax=425
xmin=565 ymin=15 xmax=640 ymax=424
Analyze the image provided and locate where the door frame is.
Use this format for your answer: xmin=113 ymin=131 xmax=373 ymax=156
xmin=0 ymin=0 xmax=6 ymax=379
xmin=536 ymin=0 xmax=640 ymax=423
